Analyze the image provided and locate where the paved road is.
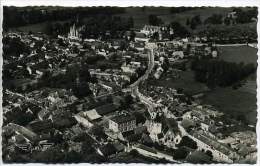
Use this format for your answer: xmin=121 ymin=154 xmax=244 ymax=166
xmin=127 ymin=49 xmax=157 ymax=118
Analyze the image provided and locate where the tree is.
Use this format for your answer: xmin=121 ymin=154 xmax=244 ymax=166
xmin=177 ymin=136 xmax=198 ymax=149
xmin=64 ymin=150 xmax=83 ymax=163
xmin=148 ymin=15 xmax=163 ymax=26
xmin=170 ymin=21 xmax=190 ymax=38
xmin=45 ymin=22 xmax=54 ymax=36
xmin=120 ymin=94 xmax=134 ymax=109
xmin=151 ymin=32 xmax=159 ymax=41
xmin=204 ymin=14 xmax=223 ymax=25
xmin=191 ymin=59 xmax=256 ymax=87
xmin=224 ymin=17 xmax=231 ymax=26
xmin=81 ymin=139 xmax=95 ymax=155
xmin=173 ymin=147 xmax=189 ymax=159
xmin=190 ymin=15 xmax=201 ymax=30
xmin=3 ymin=37 xmax=30 ymax=58
xmin=133 ymin=112 xmax=146 ymax=124
xmin=130 ymin=30 xmax=136 ymax=41
xmin=127 ymin=17 xmax=134 ymax=28
xmin=129 ymin=149 xmax=139 ymax=157
xmin=72 ymin=82 xmax=92 ymax=99
xmin=90 ymin=125 xmax=108 ymax=141
xmin=205 ymin=150 xmax=213 ymax=160
xmin=235 ymin=7 xmax=257 ymax=24
xmin=141 ymin=6 xmax=146 ymax=12
xmin=186 ymin=18 xmax=190 ymax=25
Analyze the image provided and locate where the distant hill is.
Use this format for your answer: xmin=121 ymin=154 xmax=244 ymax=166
xmin=8 ymin=7 xmax=257 ymax=37
xmin=116 ymin=7 xmax=233 ymax=29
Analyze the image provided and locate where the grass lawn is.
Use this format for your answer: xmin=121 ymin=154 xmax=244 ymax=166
xmin=151 ymin=70 xmax=209 ymax=95
xmin=201 ymin=87 xmax=257 ymax=125
xmin=217 ymin=46 xmax=257 ymax=65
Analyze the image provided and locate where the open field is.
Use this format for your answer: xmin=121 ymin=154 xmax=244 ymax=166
xmin=10 ymin=20 xmax=70 ymax=33
xmin=116 ymin=7 xmax=234 ymax=29
xmin=217 ymin=46 xmax=257 ymax=65
xmin=11 ymin=22 xmax=49 ymax=33
xmin=151 ymin=70 xmax=209 ymax=95
xmin=201 ymin=87 xmax=257 ymax=125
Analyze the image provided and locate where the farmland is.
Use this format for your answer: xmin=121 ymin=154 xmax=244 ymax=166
xmin=217 ymin=45 xmax=257 ymax=65
xmin=202 ymin=46 xmax=257 ymax=125
xmin=201 ymin=86 xmax=257 ymax=125
xmin=117 ymin=7 xmax=234 ymax=29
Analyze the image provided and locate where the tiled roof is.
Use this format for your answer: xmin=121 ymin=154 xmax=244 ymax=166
xmin=192 ymin=132 xmax=235 ymax=156
xmin=111 ymin=113 xmax=135 ymax=124
xmin=95 ymin=103 xmax=119 ymax=116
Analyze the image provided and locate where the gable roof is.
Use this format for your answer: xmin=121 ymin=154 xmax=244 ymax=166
xmin=95 ymin=103 xmax=119 ymax=116
xmin=135 ymin=32 xmax=147 ymax=39
xmin=84 ymin=109 xmax=102 ymax=121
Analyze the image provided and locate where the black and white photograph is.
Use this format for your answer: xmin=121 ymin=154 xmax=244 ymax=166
xmin=1 ymin=1 xmax=259 ymax=165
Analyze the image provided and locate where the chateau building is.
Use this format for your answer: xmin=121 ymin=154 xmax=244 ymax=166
xmin=109 ymin=113 xmax=136 ymax=133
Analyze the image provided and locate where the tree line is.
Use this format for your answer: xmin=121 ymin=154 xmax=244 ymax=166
xmin=198 ymin=24 xmax=257 ymax=44
xmin=3 ymin=6 xmax=126 ymax=30
xmin=191 ymin=59 xmax=256 ymax=88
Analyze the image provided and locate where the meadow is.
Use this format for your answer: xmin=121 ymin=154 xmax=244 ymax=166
xmin=217 ymin=45 xmax=257 ymax=65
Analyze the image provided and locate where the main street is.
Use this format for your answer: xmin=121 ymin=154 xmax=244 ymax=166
xmin=127 ymin=48 xmax=157 ymax=119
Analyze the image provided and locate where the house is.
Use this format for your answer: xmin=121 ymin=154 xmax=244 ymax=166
xmin=74 ymin=113 xmax=93 ymax=128
xmin=227 ymin=11 xmax=237 ymax=19
xmin=131 ymin=143 xmax=178 ymax=162
xmin=130 ymin=61 xmax=141 ymax=68
xmin=83 ymin=109 xmax=102 ymax=122
xmin=12 ymin=134 xmax=28 ymax=144
xmin=190 ymin=132 xmax=240 ymax=163
xmin=230 ymin=131 xmax=256 ymax=145
xmin=7 ymin=123 xmax=38 ymax=142
xmin=135 ymin=32 xmax=149 ymax=42
xmin=109 ymin=113 xmax=136 ymax=133
xmin=212 ymin=50 xmax=218 ymax=58
xmin=141 ymin=25 xmax=160 ymax=36
xmin=154 ymin=67 xmax=164 ymax=79
xmin=38 ymin=109 xmax=51 ymax=121
xmin=169 ymin=51 xmax=184 ymax=62
xmin=200 ymin=119 xmax=215 ymax=132
xmin=204 ymin=47 xmax=212 ymax=55
xmin=121 ymin=64 xmax=136 ymax=75
xmin=140 ymin=25 xmax=167 ymax=38
xmin=132 ymin=42 xmax=145 ymax=51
